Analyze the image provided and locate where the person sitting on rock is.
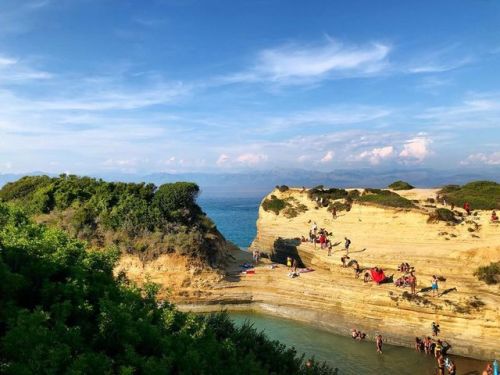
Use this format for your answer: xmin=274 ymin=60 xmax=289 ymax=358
xmin=352 ymin=261 xmax=361 ymax=278
xmin=341 ymin=255 xmax=350 ymax=267
xmin=491 ymin=211 xmax=499 ymax=222
xmin=363 ymin=272 xmax=371 ymax=283
xmin=351 ymin=328 xmax=358 ymax=339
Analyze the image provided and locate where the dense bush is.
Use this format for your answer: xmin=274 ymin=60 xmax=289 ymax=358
xmin=0 ymin=175 xmax=221 ymax=263
xmin=262 ymin=195 xmax=287 ymax=215
xmin=358 ymin=189 xmax=415 ymax=208
xmin=0 ymin=204 xmax=336 ymax=374
xmin=474 ymin=262 xmax=500 ymax=285
xmin=438 ymin=181 xmax=500 ymax=209
xmin=388 ymin=180 xmax=414 ymax=190
xmin=428 ymin=208 xmax=459 ymax=224
xmin=276 ymin=185 xmax=290 ymax=193
xmin=308 ymin=188 xmax=348 ymax=206
xmin=328 ymin=201 xmax=351 ymax=213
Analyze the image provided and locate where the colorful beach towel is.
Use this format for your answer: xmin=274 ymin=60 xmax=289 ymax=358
xmin=370 ymin=268 xmax=386 ymax=284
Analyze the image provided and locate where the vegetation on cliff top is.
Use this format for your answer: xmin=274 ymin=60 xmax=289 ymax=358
xmin=474 ymin=262 xmax=500 ymax=285
xmin=0 ymin=204 xmax=336 ymax=374
xmin=357 ymin=189 xmax=415 ymax=208
xmin=428 ymin=208 xmax=459 ymax=224
xmin=262 ymin=195 xmax=308 ymax=218
xmin=438 ymin=181 xmax=500 ymax=210
xmin=388 ymin=180 xmax=414 ymax=190
xmin=0 ymin=175 xmax=223 ymax=264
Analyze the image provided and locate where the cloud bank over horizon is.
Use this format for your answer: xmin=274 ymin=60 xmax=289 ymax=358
xmin=0 ymin=0 xmax=499 ymax=175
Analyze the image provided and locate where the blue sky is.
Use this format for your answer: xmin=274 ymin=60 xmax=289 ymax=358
xmin=0 ymin=0 xmax=499 ymax=174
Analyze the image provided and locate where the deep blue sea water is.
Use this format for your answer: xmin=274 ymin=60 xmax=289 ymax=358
xmin=198 ymin=195 xmax=262 ymax=248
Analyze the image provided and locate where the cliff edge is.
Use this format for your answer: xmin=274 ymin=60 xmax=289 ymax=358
xmin=243 ymin=187 xmax=499 ymax=360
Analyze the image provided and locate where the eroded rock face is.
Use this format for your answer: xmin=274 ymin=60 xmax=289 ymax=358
xmin=116 ymin=187 xmax=499 ymax=360
xmin=248 ymin=188 xmax=500 ymax=360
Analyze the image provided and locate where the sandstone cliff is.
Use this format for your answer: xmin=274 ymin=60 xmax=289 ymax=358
xmin=116 ymin=187 xmax=499 ymax=360
xmin=246 ymin=187 xmax=499 ymax=360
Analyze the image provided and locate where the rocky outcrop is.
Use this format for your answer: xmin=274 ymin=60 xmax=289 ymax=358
xmin=246 ymin=188 xmax=499 ymax=360
xmin=117 ymin=187 xmax=499 ymax=360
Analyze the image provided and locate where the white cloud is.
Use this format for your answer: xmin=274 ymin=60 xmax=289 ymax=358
xmin=216 ymin=153 xmax=230 ymax=166
xmin=223 ymin=39 xmax=391 ymax=85
xmin=320 ymin=150 xmax=334 ymax=163
xmin=408 ymin=58 xmax=472 ymax=74
xmin=236 ymin=153 xmax=268 ymax=166
xmin=0 ymin=53 xmax=52 ymax=82
xmin=399 ymin=136 xmax=431 ymax=162
xmin=358 ymin=146 xmax=394 ymax=165
xmin=461 ymin=152 xmax=500 ymax=166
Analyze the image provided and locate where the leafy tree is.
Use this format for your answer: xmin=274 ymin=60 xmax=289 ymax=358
xmin=0 ymin=204 xmax=337 ymax=374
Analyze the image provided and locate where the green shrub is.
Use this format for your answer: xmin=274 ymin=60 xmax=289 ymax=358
xmin=308 ymin=187 xmax=348 ymax=206
xmin=347 ymin=189 xmax=360 ymax=199
xmin=282 ymin=202 xmax=308 ymax=218
xmin=428 ymin=208 xmax=459 ymax=224
xmin=276 ymin=185 xmax=290 ymax=193
xmin=388 ymin=180 xmax=414 ymax=190
xmin=358 ymin=189 xmax=415 ymax=208
xmin=0 ymin=176 xmax=219 ymax=263
xmin=439 ymin=181 xmax=500 ymax=210
xmin=474 ymin=262 xmax=500 ymax=285
xmin=0 ymin=204 xmax=337 ymax=374
xmin=328 ymin=201 xmax=351 ymax=213
xmin=262 ymin=195 xmax=287 ymax=214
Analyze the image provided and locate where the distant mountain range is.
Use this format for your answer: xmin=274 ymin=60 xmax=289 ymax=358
xmin=1 ymin=168 xmax=498 ymax=198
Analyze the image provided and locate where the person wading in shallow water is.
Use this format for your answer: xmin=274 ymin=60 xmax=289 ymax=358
xmin=436 ymin=352 xmax=446 ymax=375
xmin=376 ymin=334 xmax=383 ymax=354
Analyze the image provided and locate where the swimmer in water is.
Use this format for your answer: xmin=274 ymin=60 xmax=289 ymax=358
xmin=376 ymin=334 xmax=383 ymax=354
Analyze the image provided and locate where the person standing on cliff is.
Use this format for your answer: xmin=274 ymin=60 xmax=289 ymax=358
xmin=344 ymin=237 xmax=351 ymax=255
xmin=431 ymin=275 xmax=439 ymax=297
xmin=409 ymin=271 xmax=417 ymax=295
xmin=376 ymin=334 xmax=383 ymax=354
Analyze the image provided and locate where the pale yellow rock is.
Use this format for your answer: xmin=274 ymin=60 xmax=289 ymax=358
xmin=116 ymin=187 xmax=500 ymax=360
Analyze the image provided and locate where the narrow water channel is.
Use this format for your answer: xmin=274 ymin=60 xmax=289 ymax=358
xmin=228 ymin=312 xmax=486 ymax=375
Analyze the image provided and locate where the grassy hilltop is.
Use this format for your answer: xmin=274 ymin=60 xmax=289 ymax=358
xmin=0 ymin=175 xmax=226 ymax=266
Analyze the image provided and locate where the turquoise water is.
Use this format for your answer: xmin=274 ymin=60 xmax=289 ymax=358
xmin=229 ymin=312 xmax=486 ymax=375
xmin=198 ymin=196 xmax=261 ymax=248
xmin=199 ymin=196 xmax=489 ymax=374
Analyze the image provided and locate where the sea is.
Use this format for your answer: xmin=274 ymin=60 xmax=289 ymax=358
xmin=198 ymin=195 xmax=261 ymax=249
xmin=198 ymin=195 xmax=488 ymax=374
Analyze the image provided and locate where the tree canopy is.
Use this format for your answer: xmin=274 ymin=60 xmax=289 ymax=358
xmin=0 ymin=175 xmax=222 ymax=264
xmin=0 ymin=203 xmax=336 ymax=374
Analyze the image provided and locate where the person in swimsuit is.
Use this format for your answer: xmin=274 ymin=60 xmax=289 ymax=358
xmin=376 ymin=334 xmax=383 ymax=354
xmin=414 ymin=337 xmax=422 ymax=352
xmin=409 ymin=272 xmax=417 ymax=295
xmin=434 ymin=339 xmax=443 ymax=358
xmin=432 ymin=322 xmax=440 ymax=336
xmin=431 ymin=275 xmax=439 ymax=297
xmin=341 ymin=255 xmax=350 ymax=267
xmin=353 ymin=261 xmax=361 ymax=278
xmin=351 ymin=329 xmax=358 ymax=339
xmin=344 ymin=237 xmax=351 ymax=255
xmin=447 ymin=359 xmax=457 ymax=375
xmin=436 ymin=353 xmax=445 ymax=375
xmin=483 ymin=363 xmax=493 ymax=375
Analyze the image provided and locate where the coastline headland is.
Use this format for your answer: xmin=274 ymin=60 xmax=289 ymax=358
xmin=131 ymin=185 xmax=499 ymax=361
xmin=2 ymin=176 xmax=497 ymax=361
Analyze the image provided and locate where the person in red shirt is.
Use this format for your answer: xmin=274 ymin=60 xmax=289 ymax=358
xmin=464 ymin=202 xmax=471 ymax=215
